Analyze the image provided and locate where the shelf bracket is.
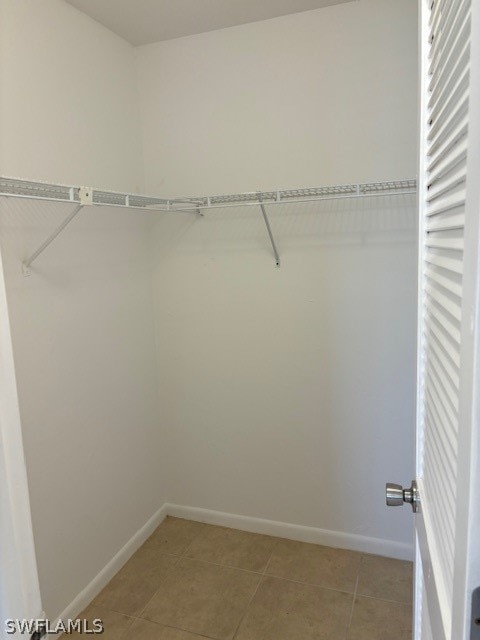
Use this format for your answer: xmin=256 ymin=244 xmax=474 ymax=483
xmin=257 ymin=194 xmax=280 ymax=267
xmin=22 ymin=187 xmax=92 ymax=276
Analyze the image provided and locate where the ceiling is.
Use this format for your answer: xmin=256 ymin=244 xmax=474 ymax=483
xmin=65 ymin=0 xmax=353 ymax=46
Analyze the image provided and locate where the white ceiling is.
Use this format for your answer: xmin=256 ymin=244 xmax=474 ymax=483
xmin=65 ymin=0 xmax=353 ymax=46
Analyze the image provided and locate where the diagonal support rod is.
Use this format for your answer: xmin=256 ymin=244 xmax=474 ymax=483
xmin=22 ymin=204 xmax=84 ymax=276
xmin=257 ymin=195 xmax=280 ymax=267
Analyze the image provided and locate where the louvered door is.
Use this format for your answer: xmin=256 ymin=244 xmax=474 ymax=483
xmin=416 ymin=0 xmax=480 ymax=637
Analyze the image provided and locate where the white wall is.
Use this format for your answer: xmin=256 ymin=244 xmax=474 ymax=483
xmin=139 ymin=0 xmax=418 ymax=552
xmin=148 ymin=199 xmax=418 ymax=553
xmin=136 ymin=0 xmax=418 ymax=197
xmin=0 ymin=0 xmax=160 ymax=620
xmin=0 ymin=198 xmax=164 ymax=620
xmin=0 ymin=0 xmax=143 ymax=193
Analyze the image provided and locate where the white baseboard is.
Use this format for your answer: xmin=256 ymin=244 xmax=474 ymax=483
xmin=50 ymin=502 xmax=169 ymax=639
xmin=50 ymin=500 xmax=412 ymax=637
xmin=166 ymin=503 xmax=414 ymax=562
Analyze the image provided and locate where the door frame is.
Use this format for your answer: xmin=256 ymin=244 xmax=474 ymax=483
xmin=0 ymin=243 xmax=42 ymax=631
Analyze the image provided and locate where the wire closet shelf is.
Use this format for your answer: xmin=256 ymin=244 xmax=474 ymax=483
xmin=0 ymin=176 xmax=417 ymax=272
xmin=0 ymin=177 xmax=417 ymax=211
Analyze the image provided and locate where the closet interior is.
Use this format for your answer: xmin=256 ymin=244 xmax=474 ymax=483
xmin=0 ymin=0 xmax=419 ymax=638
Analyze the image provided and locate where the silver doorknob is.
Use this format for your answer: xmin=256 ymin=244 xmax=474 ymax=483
xmin=386 ymin=480 xmax=419 ymax=512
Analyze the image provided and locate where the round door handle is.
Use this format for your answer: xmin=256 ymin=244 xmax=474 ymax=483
xmin=386 ymin=483 xmax=404 ymax=506
xmin=386 ymin=481 xmax=420 ymax=512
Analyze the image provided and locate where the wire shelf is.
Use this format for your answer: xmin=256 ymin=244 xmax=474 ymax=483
xmin=0 ymin=177 xmax=76 ymax=202
xmin=0 ymin=176 xmax=417 ymax=273
xmin=0 ymin=177 xmax=171 ymax=211
xmin=0 ymin=176 xmax=417 ymax=213
xmin=168 ymin=179 xmax=417 ymax=210
xmin=359 ymin=179 xmax=417 ymax=194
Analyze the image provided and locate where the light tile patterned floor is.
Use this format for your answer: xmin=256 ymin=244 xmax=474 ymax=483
xmin=66 ymin=517 xmax=413 ymax=639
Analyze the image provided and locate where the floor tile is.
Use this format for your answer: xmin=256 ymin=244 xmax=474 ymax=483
xmin=357 ymin=554 xmax=413 ymax=603
xmin=186 ymin=525 xmax=275 ymax=572
xmin=347 ymin=596 xmax=412 ymax=640
xmin=234 ymin=575 xmax=353 ymax=640
xmin=142 ymin=517 xmax=206 ymax=555
xmin=61 ymin=605 xmax=132 ymax=638
xmin=142 ymin=557 xmax=260 ymax=640
xmin=128 ymin=618 xmax=207 ymax=639
xmin=93 ymin=546 xmax=178 ymax=616
xmin=266 ymin=539 xmax=361 ymax=592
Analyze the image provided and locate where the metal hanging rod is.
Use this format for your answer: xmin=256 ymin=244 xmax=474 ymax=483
xmin=0 ymin=176 xmax=417 ymax=272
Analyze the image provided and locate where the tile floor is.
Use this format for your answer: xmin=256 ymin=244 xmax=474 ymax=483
xmin=67 ymin=517 xmax=413 ymax=639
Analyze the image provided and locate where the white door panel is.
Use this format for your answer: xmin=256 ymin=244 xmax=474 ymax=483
xmin=414 ymin=0 xmax=480 ymax=637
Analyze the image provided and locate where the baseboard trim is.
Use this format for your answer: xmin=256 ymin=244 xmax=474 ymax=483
xmin=50 ymin=502 xmax=170 ymax=638
xmin=166 ymin=503 xmax=414 ymax=561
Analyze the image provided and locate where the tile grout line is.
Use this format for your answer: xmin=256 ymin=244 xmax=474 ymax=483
xmin=118 ymin=616 xmax=136 ymax=640
xmin=134 ymin=553 xmax=183 ymax=620
xmin=264 ymin=569 xmax=357 ymax=595
xmin=230 ymin=542 xmax=278 ymax=640
xmin=345 ymin=573 xmax=360 ymax=640
xmin=176 ymin=555 xmax=267 ymax=576
xmin=181 ymin=522 xmax=209 ymax=558
xmin=345 ymin=552 xmax=363 ymax=639
xmin=160 ymin=553 xmax=361 ymax=596
xmin=262 ymin=541 xmax=277 ymax=577
xmin=172 ymin=543 xmax=363 ymax=597
xmin=350 ymin=592 xmax=414 ymax=606
xmin=124 ymin=613 xmax=218 ymax=640
xmin=133 ymin=519 xmax=208 ymax=621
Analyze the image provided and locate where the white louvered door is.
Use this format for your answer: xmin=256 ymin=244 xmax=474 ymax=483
xmin=416 ymin=0 xmax=480 ymax=637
